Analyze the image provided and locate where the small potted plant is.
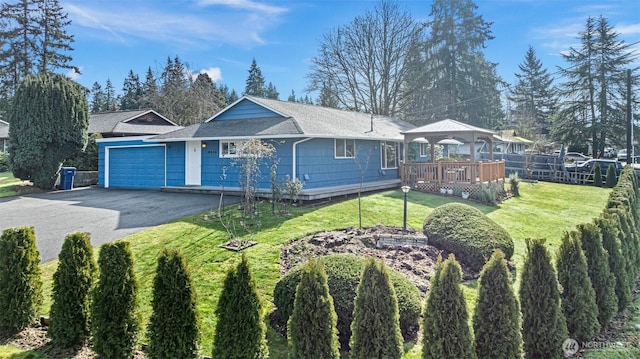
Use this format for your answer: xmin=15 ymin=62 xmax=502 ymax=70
xmin=440 ymin=188 xmax=447 ymax=194
xmin=461 ymin=191 xmax=470 ymax=199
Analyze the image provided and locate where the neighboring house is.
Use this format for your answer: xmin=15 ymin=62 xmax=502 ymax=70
xmin=89 ymin=109 xmax=180 ymax=138
xmin=0 ymin=120 xmax=8 ymax=152
xmin=493 ymin=130 xmax=533 ymax=154
xmin=96 ymin=96 xmax=415 ymax=199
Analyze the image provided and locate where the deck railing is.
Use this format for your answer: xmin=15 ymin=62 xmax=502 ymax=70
xmin=401 ymin=161 xmax=506 ymax=185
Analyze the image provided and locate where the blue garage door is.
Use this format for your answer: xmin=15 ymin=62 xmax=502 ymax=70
xmin=108 ymin=146 xmax=166 ymax=189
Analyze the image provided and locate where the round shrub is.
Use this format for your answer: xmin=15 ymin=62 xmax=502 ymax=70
xmin=273 ymin=254 xmax=421 ymax=347
xmin=422 ymin=203 xmax=514 ymax=272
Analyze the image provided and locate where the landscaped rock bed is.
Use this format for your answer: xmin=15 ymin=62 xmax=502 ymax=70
xmin=279 ymin=225 xmax=477 ymax=295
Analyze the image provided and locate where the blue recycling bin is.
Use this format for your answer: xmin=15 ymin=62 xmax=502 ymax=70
xmin=59 ymin=167 xmax=76 ymax=190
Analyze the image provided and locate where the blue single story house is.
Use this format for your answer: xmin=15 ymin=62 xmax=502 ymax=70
xmin=97 ymin=96 xmax=415 ymax=200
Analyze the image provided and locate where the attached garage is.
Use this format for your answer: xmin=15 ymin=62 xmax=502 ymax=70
xmin=105 ymin=145 xmax=166 ymax=189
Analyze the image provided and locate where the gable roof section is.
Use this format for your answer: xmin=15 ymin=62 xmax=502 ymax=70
xmin=88 ymin=109 xmax=179 ymax=135
xmin=155 ymin=96 xmax=414 ymax=141
xmin=0 ymin=120 xmax=8 ymax=138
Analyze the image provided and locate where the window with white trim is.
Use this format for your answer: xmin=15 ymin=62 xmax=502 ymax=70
xmin=335 ymin=139 xmax=355 ymax=158
xmin=381 ymin=141 xmax=399 ymax=169
xmin=220 ymin=140 xmax=247 ymax=158
xmin=420 ymin=143 xmax=429 ymax=157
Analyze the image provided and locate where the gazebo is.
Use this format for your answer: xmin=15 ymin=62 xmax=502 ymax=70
xmin=400 ymin=119 xmax=506 ymax=195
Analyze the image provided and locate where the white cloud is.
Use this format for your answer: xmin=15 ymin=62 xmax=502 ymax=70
xmin=198 ymin=0 xmax=288 ymax=15
xmin=194 ymin=67 xmax=223 ymax=82
xmin=66 ymin=67 xmax=82 ymax=81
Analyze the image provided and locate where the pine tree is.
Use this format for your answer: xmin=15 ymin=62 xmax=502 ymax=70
xmin=423 ymin=254 xmax=476 ymax=359
xmin=287 ymin=90 xmax=297 ymax=102
xmin=48 ymin=232 xmax=96 ymax=347
xmin=0 ymin=226 xmax=42 ymax=332
xmin=89 ymin=82 xmax=106 ymax=113
xmin=244 ymin=58 xmax=265 ymax=97
xmin=596 ymin=214 xmax=631 ymax=311
xmin=264 ymin=81 xmax=279 ymax=99
xmin=473 ymin=250 xmax=522 ymax=359
xmin=91 ymin=241 xmax=140 ymax=359
xmin=507 ymin=46 xmax=557 ymax=137
xmin=147 ymin=248 xmax=199 ymax=359
xmin=37 ymin=0 xmax=77 ymax=74
xmin=212 ymin=254 xmax=268 ymax=359
xmin=577 ymin=222 xmax=617 ymax=327
xmin=593 ymin=163 xmax=603 ymax=186
xmin=605 ymin=164 xmax=618 ymax=188
xmin=120 ymin=70 xmax=143 ymax=110
xmin=8 ymin=73 xmax=89 ymax=188
xmin=104 ymin=78 xmax=118 ymax=111
xmin=519 ymin=238 xmax=568 ymax=359
xmin=288 ymin=258 xmax=340 ymax=359
xmin=317 ymin=81 xmax=339 ymax=108
xmin=0 ymin=0 xmax=39 ymax=93
xmin=141 ymin=66 xmax=158 ymax=108
xmin=350 ymin=257 xmax=403 ymax=359
xmin=606 ymin=208 xmax=637 ymax=292
xmin=555 ymin=232 xmax=600 ymax=342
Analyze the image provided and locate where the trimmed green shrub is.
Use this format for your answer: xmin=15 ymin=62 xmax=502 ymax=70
xmin=605 ymin=164 xmax=618 ymax=188
xmin=273 ymin=254 xmax=421 ymax=347
xmin=473 ymin=250 xmax=522 ymax=359
xmin=596 ymin=214 xmax=631 ymax=311
xmin=48 ymin=232 xmax=96 ymax=347
xmin=593 ymin=162 xmax=603 ymax=186
xmin=519 ymin=238 xmax=568 ymax=359
xmin=0 ymin=151 xmax=9 ymax=172
xmin=423 ymin=203 xmax=514 ymax=272
xmin=288 ymin=258 xmax=340 ymax=359
xmin=350 ymin=258 xmax=403 ymax=359
xmin=0 ymin=226 xmax=42 ymax=332
xmin=213 ymin=254 xmax=268 ymax=359
xmin=147 ymin=248 xmax=199 ymax=359
xmin=606 ymin=207 xmax=638 ymax=292
xmin=577 ymin=223 xmax=618 ymax=327
xmin=422 ymin=254 xmax=476 ymax=359
xmin=91 ymin=241 xmax=140 ymax=359
xmin=509 ymin=172 xmax=520 ymax=196
xmin=556 ymin=231 xmax=600 ymax=341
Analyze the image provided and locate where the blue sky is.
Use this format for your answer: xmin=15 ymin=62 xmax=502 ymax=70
xmin=63 ymin=0 xmax=640 ymax=101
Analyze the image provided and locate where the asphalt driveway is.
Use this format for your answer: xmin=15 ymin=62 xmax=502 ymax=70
xmin=0 ymin=187 xmax=239 ymax=263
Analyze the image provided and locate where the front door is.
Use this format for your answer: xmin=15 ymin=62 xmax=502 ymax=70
xmin=185 ymin=141 xmax=202 ymax=186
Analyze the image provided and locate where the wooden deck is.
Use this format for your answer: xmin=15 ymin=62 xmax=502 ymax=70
xmin=162 ymin=179 xmax=401 ymax=202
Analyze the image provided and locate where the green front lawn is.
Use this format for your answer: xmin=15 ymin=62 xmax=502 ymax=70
xmin=0 ymin=172 xmax=26 ymax=198
xmin=10 ymin=181 xmax=633 ymax=357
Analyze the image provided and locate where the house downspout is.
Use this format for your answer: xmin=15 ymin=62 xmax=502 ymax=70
xmin=292 ymin=138 xmax=312 ymax=181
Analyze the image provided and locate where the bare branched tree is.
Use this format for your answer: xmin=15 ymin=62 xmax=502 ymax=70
xmin=307 ymin=0 xmax=421 ymax=116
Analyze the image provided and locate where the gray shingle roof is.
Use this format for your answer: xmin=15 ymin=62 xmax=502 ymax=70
xmin=153 ymin=96 xmax=414 ymax=141
xmin=0 ymin=120 xmax=8 ymax=138
xmin=88 ymin=109 xmax=178 ymax=135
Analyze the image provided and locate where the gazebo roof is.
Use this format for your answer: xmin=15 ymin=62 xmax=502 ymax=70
xmin=401 ymin=119 xmax=494 ymax=142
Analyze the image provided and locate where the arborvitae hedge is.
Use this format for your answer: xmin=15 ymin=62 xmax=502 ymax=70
xmin=605 ymin=164 xmax=617 ymax=188
xmin=577 ymin=223 xmax=618 ymax=327
xmin=147 ymin=248 xmax=199 ymax=359
xmin=0 ymin=226 xmax=42 ymax=332
xmin=422 ymin=254 xmax=476 ymax=359
xmin=273 ymin=254 xmax=421 ymax=347
xmin=350 ymin=258 xmax=403 ymax=359
xmin=607 ymin=207 xmax=638 ymax=292
xmin=49 ymin=232 xmax=96 ymax=347
xmin=288 ymin=258 xmax=340 ymax=359
xmin=423 ymin=203 xmax=514 ymax=272
xmin=556 ymin=231 xmax=600 ymax=341
xmin=91 ymin=241 xmax=140 ymax=359
xmin=593 ymin=163 xmax=603 ymax=187
xmin=596 ymin=214 xmax=631 ymax=311
xmin=519 ymin=238 xmax=568 ymax=359
xmin=473 ymin=250 xmax=522 ymax=359
xmin=213 ymin=254 xmax=268 ymax=359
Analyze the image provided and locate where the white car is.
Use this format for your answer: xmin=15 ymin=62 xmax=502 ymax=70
xmin=618 ymin=149 xmax=627 ymax=161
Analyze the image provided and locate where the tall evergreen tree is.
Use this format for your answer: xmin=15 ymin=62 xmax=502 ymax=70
xmin=120 ymin=70 xmax=143 ymax=110
xmin=317 ymin=81 xmax=339 ymax=108
xmin=244 ymin=58 xmax=265 ymax=97
xmin=422 ymin=254 xmax=476 ymax=359
xmin=141 ymin=66 xmax=158 ymax=108
xmin=264 ymin=81 xmax=279 ymax=99
xmin=596 ymin=214 xmax=631 ymax=311
xmin=577 ymin=222 xmax=618 ymax=327
xmin=507 ymin=46 xmax=557 ymax=138
xmin=555 ymin=231 xmax=600 ymax=342
xmin=8 ymin=73 xmax=88 ymax=188
xmin=147 ymin=248 xmax=199 ymax=359
xmin=156 ymin=56 xmax=193 ymax=125
xmin=0 ymin=226 xmax=42 ymax=332
xmin=104 ymin=78 xmax=117 ymax=111
xmin=0 ymin=0 xmax=39 ymax=94
xmin=48 ymin=232 xmax=96 ymax=347
xmin=403 ymin=0 xmax=504 ymax=128
xmin=91 ymin=241 xmax=140 ymax=359
xmin=350 ymin=258 xmax=403 ymax=359
xmin=37 ymin=0 xmax=76 ymax=74
xmin=190 ymin=72 xmax=225 ymax=122
xmin=288 ymin=258 xmax=340 ymax=359
xmin=519 ymin=238 xmax=568 ymax=359
xmin=212 ymin=254 xmax=268 ymax=359
xmin=473 ymin=250 xmax=522 ymax=359
xmin=287 ymin=89 xmax=297 ymax=102
xmin=89 ymin=81 xmax=106 ymax=113
xmin=553 ymin=16 xmax=637 ymax=156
